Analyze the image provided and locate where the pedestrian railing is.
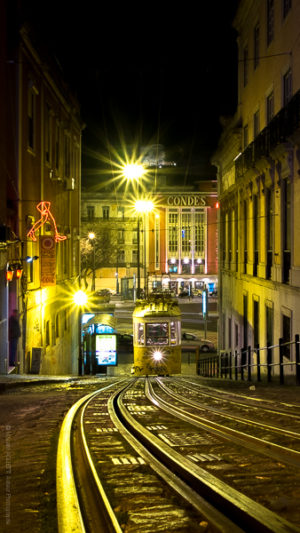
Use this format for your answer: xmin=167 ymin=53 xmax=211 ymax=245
xmin=197 ymin=334 xmax=300 ymax=385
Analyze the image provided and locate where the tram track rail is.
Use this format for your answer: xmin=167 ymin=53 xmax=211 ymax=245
xmin=175 ymin=377 xmax=300 ymax=419
xmin=57 ymin=377 xmax=300 ymax=532
xmin=149 ymin=378 xmax=300 ymax=467
xmin=56 ymin=379 xmax=127 ymax=533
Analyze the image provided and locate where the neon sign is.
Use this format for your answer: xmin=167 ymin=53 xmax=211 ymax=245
xmin=27 ymin=201 xmax=67 ymax=242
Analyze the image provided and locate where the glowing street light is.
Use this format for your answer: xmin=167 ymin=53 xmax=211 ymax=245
xmin=73 ymin=289 xmax=88 ymax=307
xmin=123 ymin=163 xmax=145 ymax=182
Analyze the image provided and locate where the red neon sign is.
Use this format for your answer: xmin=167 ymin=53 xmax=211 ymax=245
xmin=27 ymin=201 xmax=67 ymax=242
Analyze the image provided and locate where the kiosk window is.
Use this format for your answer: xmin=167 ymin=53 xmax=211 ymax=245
xmin=146 ymin=323 xmax=168 ymax=345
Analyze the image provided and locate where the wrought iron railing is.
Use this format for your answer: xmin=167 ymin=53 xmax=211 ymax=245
xmin=236 ymin=89 xmax=300 ymax=178
xmin=198 ymin=334 xmax=300 ymax=385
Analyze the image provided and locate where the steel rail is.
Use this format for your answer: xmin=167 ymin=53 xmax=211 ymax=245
xmin=158 ymin=378 xmax=300 ymax=440
xmin=118 ymin=378 xmax=299 ymax=533
xmin=150 ymin=378 xmax=300 ymax=468
xmin=56 ymin=380 xmax=126 ymax=533
xmin=108 ymin=382 xmax=243 ymax=533
xmin=177 ymin=377 xmax=300 ymax=418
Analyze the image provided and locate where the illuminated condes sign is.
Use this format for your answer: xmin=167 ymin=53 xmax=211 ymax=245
xmin=27 ymin=201 xmax=67 ymax=242
xmin=167 ymin=196 xmax=206 ymax=207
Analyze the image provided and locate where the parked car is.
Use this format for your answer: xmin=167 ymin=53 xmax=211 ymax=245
xmin=181 ymin=332 xmax=215 ymax=352
xmin=95 ymin=289 xmax=111 ymax=303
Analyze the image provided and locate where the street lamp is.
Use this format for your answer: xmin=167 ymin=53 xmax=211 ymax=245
xmin=123 ymin=163 xmax=145 ymax=183
xmin=88 ymin=232 xmax=96 ymax=291
xmin=134 ymin=200 xmax=154 ymax=299
xmin=73 ymin=289 xmax=88 ymax=375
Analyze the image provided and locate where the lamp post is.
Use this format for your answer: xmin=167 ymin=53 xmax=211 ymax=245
xmin=73 ymin=289 xmax=88 ymax=375
xmin=134 ymin=200 xmax=154 ymax=300
xmin=122 ymin=163 xmax=146 ymax=299
xmin=88 ymin=232 xmax=96 ymax=291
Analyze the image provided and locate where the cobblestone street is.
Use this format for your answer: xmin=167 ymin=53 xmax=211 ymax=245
xmin=0 ymin=379 xmax=112 ymax=532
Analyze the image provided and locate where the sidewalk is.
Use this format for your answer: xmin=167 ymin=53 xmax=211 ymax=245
xmin=0 ymin=373 xmax=101 ymax=393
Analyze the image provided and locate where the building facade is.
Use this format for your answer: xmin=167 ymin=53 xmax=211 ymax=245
xmin=212 ymin=0 xmax=300 ymax=376
xmin=0 ymin=6 xmax=83 ymax=375
xmin=81 ymin=176 xmax=218 ymax=297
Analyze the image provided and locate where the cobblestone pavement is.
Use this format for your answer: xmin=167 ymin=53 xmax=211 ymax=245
xmin=1 ymin=375 xmax=299 ymax=532
xmin=0 ymin=378 xmax=114 ymax=533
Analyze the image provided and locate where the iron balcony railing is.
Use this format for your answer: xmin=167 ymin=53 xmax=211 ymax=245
xmin=236 ymin=89 xmax=300 ymax=178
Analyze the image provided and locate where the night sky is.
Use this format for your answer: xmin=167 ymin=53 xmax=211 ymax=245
xmin=22 ymin=2 xmax=239 ymax=182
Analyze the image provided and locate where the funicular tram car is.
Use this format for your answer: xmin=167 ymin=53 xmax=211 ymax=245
xmin=132 ymin=294 xmax=181 ymax=375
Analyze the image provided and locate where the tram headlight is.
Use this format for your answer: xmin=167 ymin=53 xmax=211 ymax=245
xmin=152 ymin=350 xmax=163 ymax=362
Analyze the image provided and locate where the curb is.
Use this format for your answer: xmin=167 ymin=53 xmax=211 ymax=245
xmin=0 ymin=376 xmax=94 ymax=393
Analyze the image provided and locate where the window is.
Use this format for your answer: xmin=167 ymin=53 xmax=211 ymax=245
xmin=266 ymin=188 xmax=274 ymax=279
xmin=267 ymin=0 xmax=275 ymax=46
xmin=253 ymin=299 xmax=259 ymax=347
xmin=243 ymin=200 xmax=248 ymax=273
xmin=243 ymin=294 xmax=248 ymax=348
xmin=254 ymin=24 xmax=260 ymax=69
xmin=119 ymin=250 xmax=125 ymax=263
xmin=253 ymin=110 xmax=260 ymax=138
xmin=117 ymin=207 xmax=124 ymax=219
xmin=283 ymin=68 xmax=292 ymax=106
xmin=137 ymin=323 xmax=145 ymax=345
xmin=282 ymin=179 xmax=291 ymax=283
xmin=243 ymin=124 xmax=248 ymax=149
xmin=102 ymin=206 xmax=109 ymax=219
xmin=283 ymin=0 xmax=292 ymax=18
xmin=55 ymin=123 xmax=60 ymax=171
xmin=45 ymin=103 xmax=51 ymax=164
xmin=64 ymin=135 xmax=70 ymax=177
xmin=132 ymin=249 xmax=138 ymax=264
xmin=55 ymin=313 xmax=60 ymax=338
xmin=266 ymin=91 xmax=274 ymax=124
xmin=45 ymin=320 xmax=50 ymax=346
xmin=282 ymin=314 xmax=291 ymax=359
xmin=243 ymin=46 xmax=248 ymax=87
xmin=117 ymin=229 xmax=124 ymax=243
xmin=253 ymin=195 xmax=259 ymax=277
xmin=146 ymin=322 xmax=168 ymax=346
xmin=168 ymin=211 xmax=178 ymax=252
xmin=132 ymin=229 xmax=138 ymax=244
xmin=181 ymin=211 xmax=191 ymax=253
xmin=194 ymin=209 xmax=205 ymax=255
xmin=28 ymin=83 xmax=36 ymax=149
xmin=87 ymin=206 xmax=95 ymax=220
xmin=155 ymin=216 xmax=160 ymax=270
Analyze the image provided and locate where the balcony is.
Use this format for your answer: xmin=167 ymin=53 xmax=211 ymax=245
xmin=236 ymin=89 xmax=300 ymax=178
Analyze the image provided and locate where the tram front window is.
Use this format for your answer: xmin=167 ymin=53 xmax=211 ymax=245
xmin=146 ymin=322 xmax=168 ymax=345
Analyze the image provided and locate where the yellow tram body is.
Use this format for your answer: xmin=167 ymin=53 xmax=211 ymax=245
xmin=132 ymin=294 xmax=181 ymax=376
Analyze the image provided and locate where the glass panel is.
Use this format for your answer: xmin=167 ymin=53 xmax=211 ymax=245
xmin=170 ymin=321 xmax=177 ymax=344
xmin=137 ymin=323 xmax=145 ymax=345
xmin=146 ymin=322 xmax=168 ymax=345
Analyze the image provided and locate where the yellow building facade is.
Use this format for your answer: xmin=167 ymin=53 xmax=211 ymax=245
xmin=213 ymin=0 xmax=300 ymax=378
xmin=1 ymin=19 xmax=83 ymax=375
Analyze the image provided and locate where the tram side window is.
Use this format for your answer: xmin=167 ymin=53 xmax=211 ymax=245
xmin=146 ymin=323 xmax=168 ymax=345
xmin=137 ymin=323 xmax=145 ymax=345
xmin=170 ymin=321 xmax=177 ymax=344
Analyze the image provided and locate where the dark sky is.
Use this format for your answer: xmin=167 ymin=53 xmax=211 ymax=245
xmin=24 ymin=2 xmax=239 ymax=179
